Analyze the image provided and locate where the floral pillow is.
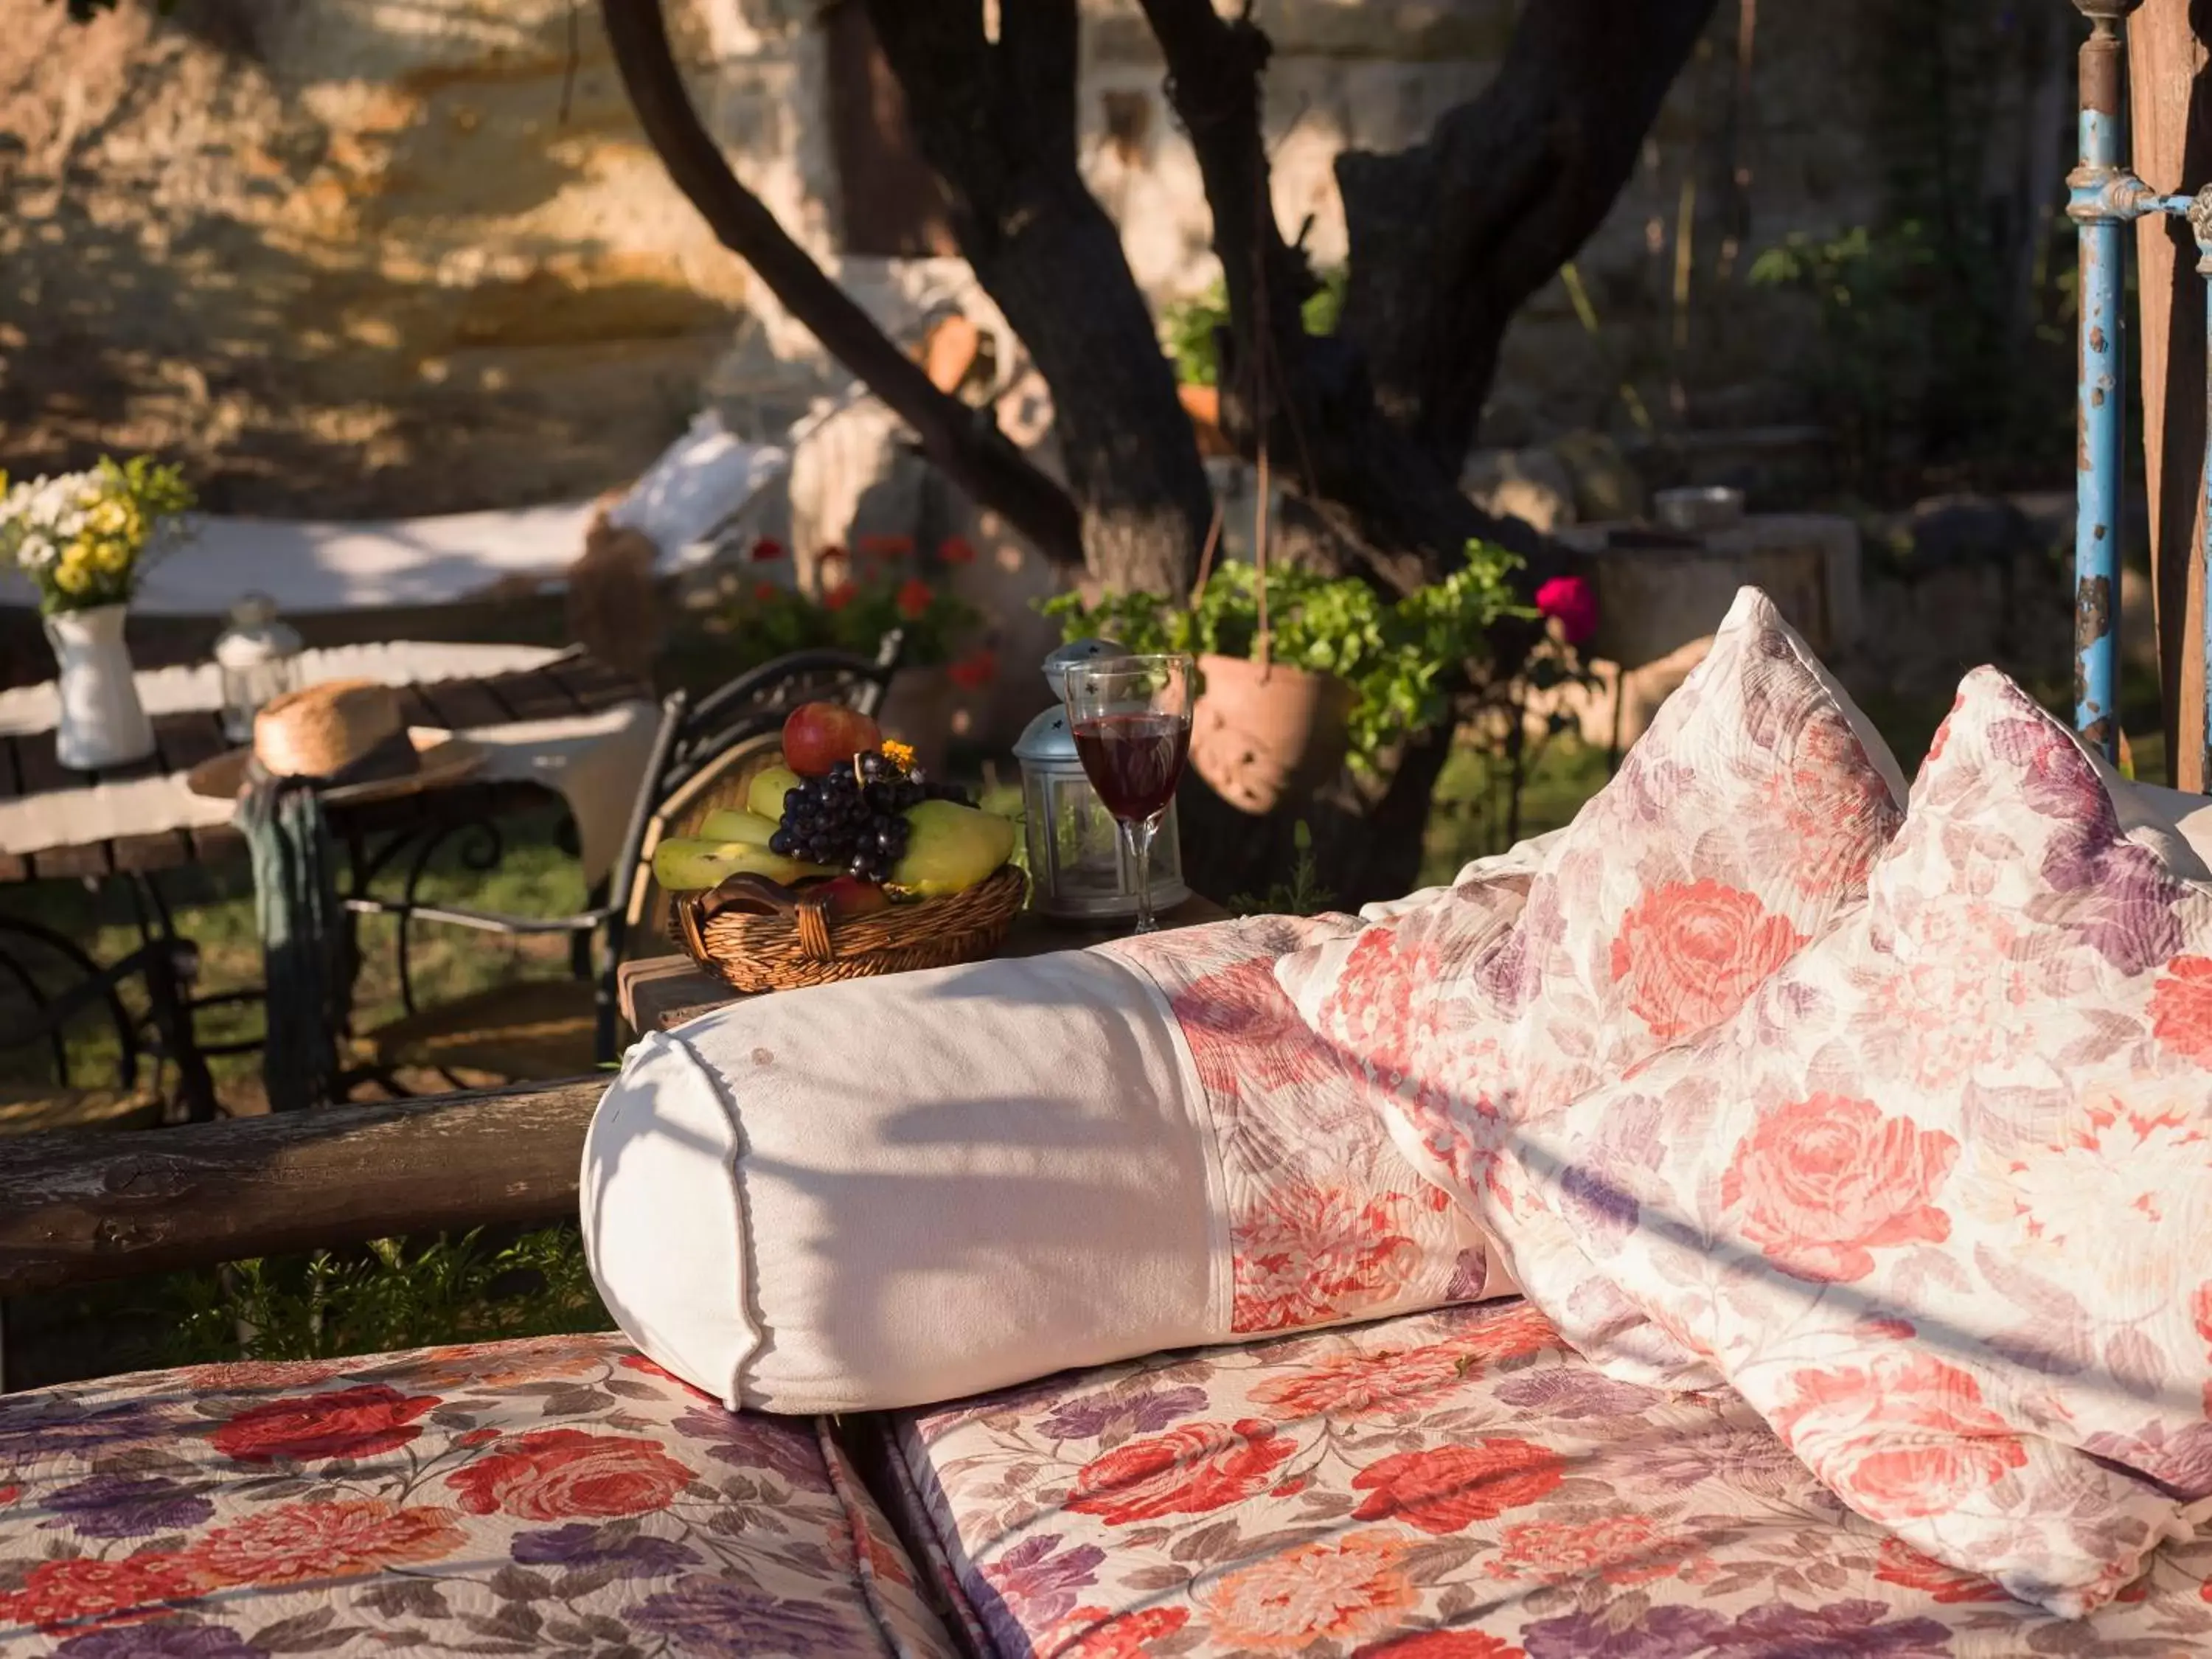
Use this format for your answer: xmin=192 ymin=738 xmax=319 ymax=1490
xmin=1276 ymin=586 xmax=1907 ymax=1360
xmin=1507 ymin=667 xmax=2212 ymax=1616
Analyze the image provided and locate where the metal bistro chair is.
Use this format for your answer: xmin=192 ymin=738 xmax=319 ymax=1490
xmin=0 ymin=919 xmax=209 ymax=1134
xmin=345 ymin=631 xmax=905 ymax=1087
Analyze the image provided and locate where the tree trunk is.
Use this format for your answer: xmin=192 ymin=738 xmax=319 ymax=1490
xmin=863 ymin=0 xmax=1214 ymax=597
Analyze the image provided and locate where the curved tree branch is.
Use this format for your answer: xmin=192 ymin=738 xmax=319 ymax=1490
xmin=599 ymin=0 xmax=1083 ymax=563
xmin=1338 ymin=0 xmax=1722 ymax=467
xmin=863 ymin=0 xmax=1213 ymax=594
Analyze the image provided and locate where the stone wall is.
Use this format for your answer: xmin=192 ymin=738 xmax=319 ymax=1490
xmin=0 ymin=1 xmax=2068 ymax=520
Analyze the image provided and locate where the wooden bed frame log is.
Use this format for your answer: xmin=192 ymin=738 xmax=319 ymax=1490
xmin=0 ymin=1077 xmax=602 ymax=1298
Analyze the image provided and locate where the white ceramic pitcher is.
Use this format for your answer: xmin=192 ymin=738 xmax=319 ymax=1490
xmin=44 ymin=603 xmax=155 ymax=769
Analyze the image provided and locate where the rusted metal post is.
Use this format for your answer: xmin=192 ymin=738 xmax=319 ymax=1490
xmin=2191 ymin=187 xmax=2212 ymax=783
xmin=2067 ymin=1 xmax=2147 ymax=757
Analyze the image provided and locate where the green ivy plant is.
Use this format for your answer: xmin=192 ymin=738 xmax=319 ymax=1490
xmin=1042 ymin=540 xmax=1527 ymax=769
xmin=1159 ymin=269 xmax=1349 ymax=388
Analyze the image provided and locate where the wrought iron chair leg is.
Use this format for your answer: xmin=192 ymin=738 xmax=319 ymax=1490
xmin=145 ymin=942 xmax=218 ymax=1124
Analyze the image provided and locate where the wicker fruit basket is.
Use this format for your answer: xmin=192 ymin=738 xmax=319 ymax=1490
xmin=672 ymin=863 xmax=1028 ymax=993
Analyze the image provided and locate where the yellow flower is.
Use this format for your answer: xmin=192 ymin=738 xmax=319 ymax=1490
xmin=880 ymin=738 xmax=916 ymax=771
xmin=93 ymin=539 xmax=130 ymax=574
xmin=54 ymin=559 xmax=89 ymax=594
xmin=88 ymin=499 xmax=128 ymax=535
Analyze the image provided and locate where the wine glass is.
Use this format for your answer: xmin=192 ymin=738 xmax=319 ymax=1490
xmin=1061 ymin=653 xmax=1195 ymax=935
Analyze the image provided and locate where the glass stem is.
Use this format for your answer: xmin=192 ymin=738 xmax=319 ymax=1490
xmin=1122 ymin=812 xmax=1162 ymax=933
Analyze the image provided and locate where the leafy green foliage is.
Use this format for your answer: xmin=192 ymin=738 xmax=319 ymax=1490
xmin=1043 ymin=540 xmax=1527 ymax=768
xmin=1159 ymin=269 xmax=1349 ymax=387
xmin=723 ymin=563 xmax=981 ymax=668
xmin=1229 ymin=821 xmax=1335 ymax=917
xmin=159 ymin=1226 xmax=609 ymax=1366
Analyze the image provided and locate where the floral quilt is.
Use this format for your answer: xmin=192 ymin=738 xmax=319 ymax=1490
xmin=0 ymin=1332 xmax=956 ymax=1657
xmin=1103 ymin=917 xmax=1502 ymax=1338
xmin=887 ymin=1301 xmax=2212 ymax=1658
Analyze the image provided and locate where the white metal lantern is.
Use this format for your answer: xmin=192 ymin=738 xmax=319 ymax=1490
xmin=213 ymin=593 xmax=304 ymax=742
xmin=1013 ymin=639 xmax=1189 ymax=922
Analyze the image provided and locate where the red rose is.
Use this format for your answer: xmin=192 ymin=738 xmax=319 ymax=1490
xmin=0 ymin=1553 xmax=209 ymax=1633
xmin=1609 ymin=879 xmax=1805 ymax=1040
xmin=1066 ymin=1418 xmax=1294 ymax=1524
xmin=1771 ymin=1352 xmax=2026 ymax=1522
xmin=749 ymin=536 xmax=786 ymax=562
xmin=1356 ymin=1631 xmax=1526 ymax=1659
xmin=1534 ymin=575 xmax=1597 ymax=647
xmin=1872 ymin=1537 xmax=2007 ymax=1604
xmin=444 ymin=1428 xmax=696 ymax=1521
xmin=895 ymin=577 xmax=934 ymax=620
xmin=823 ymin=582 xmax=858 ymax=613
xmin=1719 ymin=1094 xmax=1958 ymax=1281
xmin=1349 ymin=1439 xmax=1563 ymax=1534
xmin=210 ymin=1384 xmax=439 ymax=1465
xmin=1057 ymin=1606 xmax=1192 ymax=1658
xmin=938 ymin=533 xmax=977 ymax=565
xmin=2151 ymin=956 xmax=2212 ymax=1068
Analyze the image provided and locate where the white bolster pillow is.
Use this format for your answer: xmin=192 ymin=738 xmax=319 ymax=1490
xmin=582 ymin=922 xmax=1505 ymax=1414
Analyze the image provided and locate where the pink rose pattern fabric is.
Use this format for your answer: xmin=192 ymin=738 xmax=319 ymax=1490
xmin=0 ymin=1332 xmax=956 ymax=1656
xmin=1281 ymin=589 xmax=1903 ymax=1360
xmin=1104 ymin=917 xmax=1498 ymax=1333
xmin=886 ymin=1300 xmax=2212 ymax=1657
xmin=1503 ymin=668 xmax=2212 ymax=1615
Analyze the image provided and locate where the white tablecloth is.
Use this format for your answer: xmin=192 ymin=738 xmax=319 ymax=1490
xmin=0 ymin=644 xmax=658 ymax=884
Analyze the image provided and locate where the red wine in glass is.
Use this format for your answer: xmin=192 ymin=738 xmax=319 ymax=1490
xmin=1061 ymin=653 xmax=1196 ymax=935
xmin=1071 ymin=713 xmax=1190 ymax=821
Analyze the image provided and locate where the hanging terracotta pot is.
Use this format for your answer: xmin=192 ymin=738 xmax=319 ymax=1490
xmin=1189 ymin=652 xmax=1353 ymax=815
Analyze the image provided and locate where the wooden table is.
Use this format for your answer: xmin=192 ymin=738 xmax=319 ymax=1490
xmin=0 ymin=651 xmax=647 ymax=884
xmin=620 ymin=892 xmax=1234 ymax=1033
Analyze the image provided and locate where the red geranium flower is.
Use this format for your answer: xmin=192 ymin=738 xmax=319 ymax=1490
xmin=1349 ymin=1439 xmax=1564 ymax=1534
xmin=947 ymin=649 xmax=997 ymax=689
xmin=1534 ymin=574 xmax=1598 ymax=646
xmin=895 ymin=577 xmax=934 ymax=620
xmin=751 ymin=580 xmax=779 ymax=604
xmin=209 ymin=1384 xmax=439 ymax=1465
xmin=749 ymin=536 xmax=786 ymax=562
xmin=823 ymin=582 xmax=858 ymax=613
xmin=444 ymin=1428 xmax=697 ymax=1521
xmin=938 ymin=533 xmax=977 ymax=565
xmin=858 ymin=532 xmax=917 ymax=560
xmin=1066 ymin=1418 xmax=1293 ymax=1524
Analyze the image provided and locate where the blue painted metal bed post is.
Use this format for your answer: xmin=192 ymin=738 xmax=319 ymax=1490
xmin=2067 ymin=0 xmax=2142 ymax=759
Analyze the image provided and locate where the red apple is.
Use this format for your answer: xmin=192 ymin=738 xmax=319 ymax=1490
xmin=810 ymin=874 xmax=893 ymax=919
xmin=781 ymin=701 xmax=883 ymax=777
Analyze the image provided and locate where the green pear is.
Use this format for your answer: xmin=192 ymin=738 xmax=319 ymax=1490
xmin=652 ymin=838 xmax=832 ymax=893
xmin=886 ymin=800 xmax=1017 ymax=897
xmin=745 ymin=763 xmax=804 ymax=821
xmin=695 ymin=807 xmax=778 ymax=846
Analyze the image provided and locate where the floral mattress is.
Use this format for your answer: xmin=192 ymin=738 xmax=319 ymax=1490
xmin=0 ymin=1332 xmax=956 ymax=1656
xmin=885 ymin=1300 xmax=2212 ymax=1658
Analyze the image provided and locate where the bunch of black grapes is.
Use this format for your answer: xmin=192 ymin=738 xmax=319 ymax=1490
xmin=770 ymin=749 xmax=977 ymax=882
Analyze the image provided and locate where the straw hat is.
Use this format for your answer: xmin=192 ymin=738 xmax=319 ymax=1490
xmin=187 ymin=678 xmax=484 ymax=802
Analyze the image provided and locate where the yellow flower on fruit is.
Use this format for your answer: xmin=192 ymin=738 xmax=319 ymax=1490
xmin=880 ymin=739 xmax=916 ymax=771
